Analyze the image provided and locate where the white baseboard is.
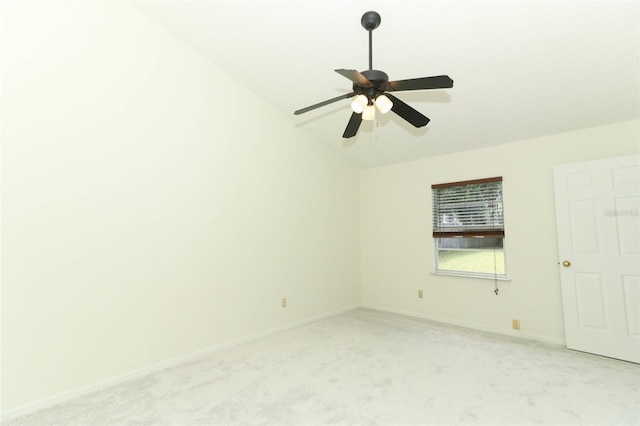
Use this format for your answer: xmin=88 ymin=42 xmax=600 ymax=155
xmin=1 ymin=304 xmax=361 ymax=422
xmin=361 ymin=304 xmax=566 ymax=346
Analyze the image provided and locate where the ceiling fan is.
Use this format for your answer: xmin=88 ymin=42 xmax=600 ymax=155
xmin=294 ymin=11 xmax=453 ymax=139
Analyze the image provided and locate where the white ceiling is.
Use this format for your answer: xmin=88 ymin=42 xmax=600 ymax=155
xmin=134 ymin=0 xmax=639 ymax=169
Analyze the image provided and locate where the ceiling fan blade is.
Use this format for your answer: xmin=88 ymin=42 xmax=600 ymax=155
xmin=335 ymin=69 xmax=374 ymax=88
xmin=388 ymin=75 xmax=453 ymax=92
xmin=385 ymin=93 xmax=430 ymax=128
xmin=343 ymin=112 xmax=362 ymax=138
xmin=294 ymin=92 xmax=356 ymax=115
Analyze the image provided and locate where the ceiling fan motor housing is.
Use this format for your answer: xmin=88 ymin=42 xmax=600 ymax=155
xmin=355 ymin=69 xmax=390 ymax=98
xmin=361 ymin=69 xmax=388 ymax=83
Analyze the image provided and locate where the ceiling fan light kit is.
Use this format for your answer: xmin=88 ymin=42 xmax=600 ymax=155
xmin=374 ymin=94 xmax=393 ymax=114
xmin=351 ymin=95 xmax=368 ymax=114
xmin=294 ymin=11 xmax=453 ymax=139
xmin=362 ymin=104 xmax=376 ymax=121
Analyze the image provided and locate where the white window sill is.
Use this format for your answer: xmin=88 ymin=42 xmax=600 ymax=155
xmin=430 ymin=271 xmax=512 ymax=281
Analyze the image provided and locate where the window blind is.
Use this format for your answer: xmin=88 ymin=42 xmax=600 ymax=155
xmin=432 ymin=177 xmax=504 ymax=238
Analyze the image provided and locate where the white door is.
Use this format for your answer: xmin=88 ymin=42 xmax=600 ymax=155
xmin=553 ymin=154 xmax=640 ymax=363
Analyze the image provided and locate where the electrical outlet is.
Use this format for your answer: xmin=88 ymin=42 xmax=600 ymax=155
xmin=512 ymin=319 xmax=520 ymax=330
xmin=418 ymin=290 xmax=424 ymax=299
xmin=281 ymin=298 xmax=287 ymax=308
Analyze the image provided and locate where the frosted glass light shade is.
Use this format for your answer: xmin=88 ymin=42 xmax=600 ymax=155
xmin=362 ymin=105 xmax=376 ymax=121
xmin=374 ymin=94 xmax=393 ymax=114
xmin=350 ymin=95 xmax=368 ymax=113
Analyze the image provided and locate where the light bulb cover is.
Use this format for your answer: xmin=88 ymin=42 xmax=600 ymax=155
xmin=374 ymin=94 xmax=393 ymax=114
xmin=362 ymin=104 xmax=376 ymax=121
xmin=350 ymin=95 xmax=368 ymax=113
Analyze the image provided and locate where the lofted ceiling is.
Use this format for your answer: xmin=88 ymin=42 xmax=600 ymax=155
xmin=133 ymin=1 xmax=639 ymax=169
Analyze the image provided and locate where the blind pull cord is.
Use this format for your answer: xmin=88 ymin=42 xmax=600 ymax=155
xmin=493 ymin=206 xmax=499 ymax=295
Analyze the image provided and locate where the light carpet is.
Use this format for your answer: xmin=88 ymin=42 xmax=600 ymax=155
xmin=5 ymin=308 xmax=639 ymax=425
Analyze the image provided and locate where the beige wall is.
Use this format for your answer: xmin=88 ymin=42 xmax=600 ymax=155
xmin=1 ymin=2 xmax=360 ymax=412
xmin=360 ymin=119 xmax=639 ymax=343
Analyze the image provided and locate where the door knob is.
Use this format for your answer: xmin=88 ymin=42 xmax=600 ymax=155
xmin=562 ymin=260 xmax=571 ymax=267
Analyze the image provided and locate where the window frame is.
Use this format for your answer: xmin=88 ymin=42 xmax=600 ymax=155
xmin=431 ymin=177 xmax=508 ymax=280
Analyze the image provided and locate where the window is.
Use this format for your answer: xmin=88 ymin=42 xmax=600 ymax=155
xmin=431 ymin=177 xmax=506 ymax=279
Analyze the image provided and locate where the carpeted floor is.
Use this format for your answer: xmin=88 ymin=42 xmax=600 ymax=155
xmin=5 ymin=308 xmax=640 ymax=425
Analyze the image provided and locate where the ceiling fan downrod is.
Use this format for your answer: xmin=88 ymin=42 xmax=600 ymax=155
xmin=361 ymin=11 xmax=381 ymax=71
